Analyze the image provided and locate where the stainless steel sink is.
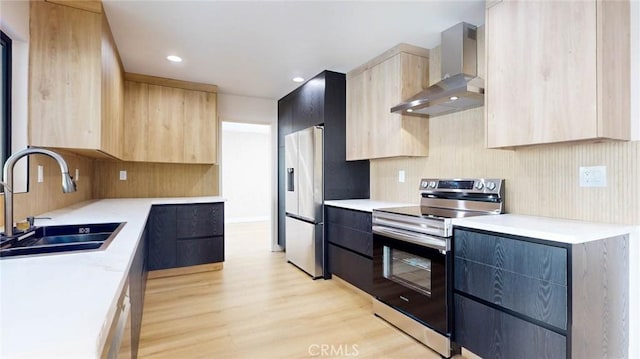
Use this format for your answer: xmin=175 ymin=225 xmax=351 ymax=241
xmin=35 ymin=233 xmax=111 ymax=245
xmin=0 ymin=222 xmax=125 ymax=259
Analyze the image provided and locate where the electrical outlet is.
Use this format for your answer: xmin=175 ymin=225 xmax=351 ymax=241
xmin=119 ymin=170 xmax=127 ymax=181
xmin=398 ymin=170 xmax=406 ymax=183
xmin=579 ymin=166 xmax=606 ymax=187
xmin=75 ymin=168 xmax=80 ymax=181
xmin=37 ymin=165 xmax=44 ymax=183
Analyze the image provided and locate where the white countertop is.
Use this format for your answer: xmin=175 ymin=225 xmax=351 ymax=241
xmin=0 ymin=196 xmax=225 ymax=358
xmin=324 ymin=199 xmax=415 ymax=213
xmin=452 ymin=213 xmax=634 ymax=244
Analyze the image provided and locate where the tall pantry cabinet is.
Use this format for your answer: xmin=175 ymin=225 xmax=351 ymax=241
xmin=277 ymin=71 xmax=370 ymax=249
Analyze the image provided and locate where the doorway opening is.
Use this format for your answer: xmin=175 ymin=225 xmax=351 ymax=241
xmin=221 ymin=121 xmax=272 ymax=251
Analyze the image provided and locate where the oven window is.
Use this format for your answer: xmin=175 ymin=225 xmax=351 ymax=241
xmin=383 ymin=246 xmax=432 ymax=297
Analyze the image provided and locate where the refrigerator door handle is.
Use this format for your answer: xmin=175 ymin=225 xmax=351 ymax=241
xmin=287 ymin=168 xmax=295 ymax=192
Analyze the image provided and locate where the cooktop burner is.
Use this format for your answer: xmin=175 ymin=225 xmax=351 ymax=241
xmin=375 ymin=206 xmax=491 ymax=220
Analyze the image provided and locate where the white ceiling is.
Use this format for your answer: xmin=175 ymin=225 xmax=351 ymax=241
xmin=103 ymin=1 xmax=485 ymax=100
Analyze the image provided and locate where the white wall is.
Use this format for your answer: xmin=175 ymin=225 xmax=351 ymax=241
xmin=217 ymin=93 xmax=280 ymax=250
xmin=218 ymin=93 xmax=277 ymax=125
xmin=221 ymin=122 xmax=271 ymax=222
xmin=1 ymin=0 xmax=29 ymax=192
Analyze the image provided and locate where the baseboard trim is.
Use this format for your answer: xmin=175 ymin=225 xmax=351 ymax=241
xmin=332 ymin=275 xmax=374 ymax=304
xmin=148 ymin=262 xmax=223 ymax=279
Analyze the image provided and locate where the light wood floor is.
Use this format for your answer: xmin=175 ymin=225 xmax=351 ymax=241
xmin=138 ymin=221 xmax=450 ymax=358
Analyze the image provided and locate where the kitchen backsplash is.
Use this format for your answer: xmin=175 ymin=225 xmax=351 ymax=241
xmin=92 ymin=161 xmax=219 ymax=198
xmin=371 ymin=107 xmax=640 ymax=225
xmin=0 ymin=155 xmax=220 ymax=227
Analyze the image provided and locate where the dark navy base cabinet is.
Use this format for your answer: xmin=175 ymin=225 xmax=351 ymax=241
xmin=148 ymin=206 xmax=177 ymax=270
xmin=128 ymin=224 xmax=148 ymax=359
xmin=453 ymin=227 xmax=629 ymax=359
xmin=148 ymin=202 xmax=225 ymax=271
xmin=454 ymin=294 xmax=567 ymax=359
xmin=326 ymin=206 xmax=373 ymax=294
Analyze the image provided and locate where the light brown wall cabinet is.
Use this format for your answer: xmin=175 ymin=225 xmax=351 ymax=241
xmin=485 ymin=0 xmax=630 ymax=148
xmin=346 ymin=44 xmax=430 ymax=160
xmin=29 ymin=1 xmax=124 ymax=159
xmin=123 ymin=75 xmax=218 ymax=164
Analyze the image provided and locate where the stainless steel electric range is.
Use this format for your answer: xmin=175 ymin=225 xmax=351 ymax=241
xmin=372 ymin=178 xmax=504 ymax=358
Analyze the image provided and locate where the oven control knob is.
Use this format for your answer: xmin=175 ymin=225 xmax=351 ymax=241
xmin=421 ymin=181 xmax=429 ymax=188
xmin=486 ymin=181 xmax=497 ymax=191
xmin=429 ymin=181 xmax=437 ymax=188
xmin=474 ymin=182 xmax=484 ymax=190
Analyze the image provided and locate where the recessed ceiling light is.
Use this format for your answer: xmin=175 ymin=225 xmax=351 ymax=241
xmin=407 ymin=109 xmax=414 ymax=113
xmin=292 ymin=77 xmax=304 ymax=83
xmin=449 ymin=96 xmax=459 ymax=101
xmin=166 ymin=55 xmax=183 ymax=63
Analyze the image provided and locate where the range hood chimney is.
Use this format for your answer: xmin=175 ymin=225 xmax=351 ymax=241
xmin=391 ymin=22 xmax=484 ymax=117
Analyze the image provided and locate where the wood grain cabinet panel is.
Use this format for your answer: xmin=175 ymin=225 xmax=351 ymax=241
xmin=455 ymin=294 xmax=567 ymax=359
xmin=485 ymin=0 xmax=630 ymax=148
xmin=123 ymin=81 xmax=149 ymax=160
xmin=176 ymin=236 xmax=224 ymax=267
xmin=29 ymin=1 xmax=124 ymax=158
xmin=148 ymin=203 xmax=225 ymax=271
xmin=326 ymin=206 xmax=372 ymax=233
xmin=328 ymin=243 xmax=373 ymax=295
xmin=345 ymin=70 xmax=369 ymax=159
xmin=100 ymin=11 xmax=124 ymax=159
xmin=128 ymin=226 xmax=147 ymax=359
xmin=147 ymin=205 xmax=177 ymax=270
xmin=453 ymin=227 xmax=629 ymax=358
xmin=346 ymin=44 xmax=429 ymax=160
xmin=183 ymin=90 xmax=217 ymax=163
xmin=292 ymin=80 xmax=324 ymax=132
xmin=455 ymin=257 xmax=568 ymax=330
xmin=326 ymin=207 xmax=373 ymax=293
xmin=176 ymin=203 xmax=224 ymax=238
xmin=123 ymin=76 xmax=218 ymax=164
xmin=326 ymin=206 xmax=372 ymax=257
xmin=455 ymin=229 xmax=567 ymax=285
xmin=147 ymin=85 xmax=185 ymax=163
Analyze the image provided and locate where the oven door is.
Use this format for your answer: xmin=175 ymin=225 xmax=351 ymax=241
xmin=372 ymin=228 xmax=451 ymax=336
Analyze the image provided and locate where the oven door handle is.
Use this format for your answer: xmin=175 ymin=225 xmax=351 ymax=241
xmin=373 ymin=226 xmax=448 ymax=252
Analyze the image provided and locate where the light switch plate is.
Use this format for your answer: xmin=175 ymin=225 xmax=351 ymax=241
xmin=119 ymin=170 xmax=127 ymax=181
xmin=75 ymin=168 xmax=80 ymax=181
xmin=398 ymin=170 xmax=406 ymax=183
xmin=37 ymin=165 xmax=44 ymax=183
xmin=579 ymin=166 xmax=606 ymax=187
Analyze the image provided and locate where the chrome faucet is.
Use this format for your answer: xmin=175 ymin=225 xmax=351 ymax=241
xmin=2 ymin=148 xmax=76 ymax=237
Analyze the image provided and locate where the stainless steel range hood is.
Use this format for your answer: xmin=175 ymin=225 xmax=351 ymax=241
xmin=391 ymin=22 xmax=484 ymax=117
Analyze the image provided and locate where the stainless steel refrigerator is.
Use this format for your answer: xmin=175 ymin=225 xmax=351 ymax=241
xmin=285 ymin=125 xmax=324 ymax=278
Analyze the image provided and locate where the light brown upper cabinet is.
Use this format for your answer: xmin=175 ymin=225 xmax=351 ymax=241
xmin=346 ymin=44 xmax=430 ymax=160
xmin=123 ymin=74 xmax=218 ymax=164
xmin=29 ymin=1 xmax=124 ymax=159
xmin=485 ymin=0 xmax=630 ymax=148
